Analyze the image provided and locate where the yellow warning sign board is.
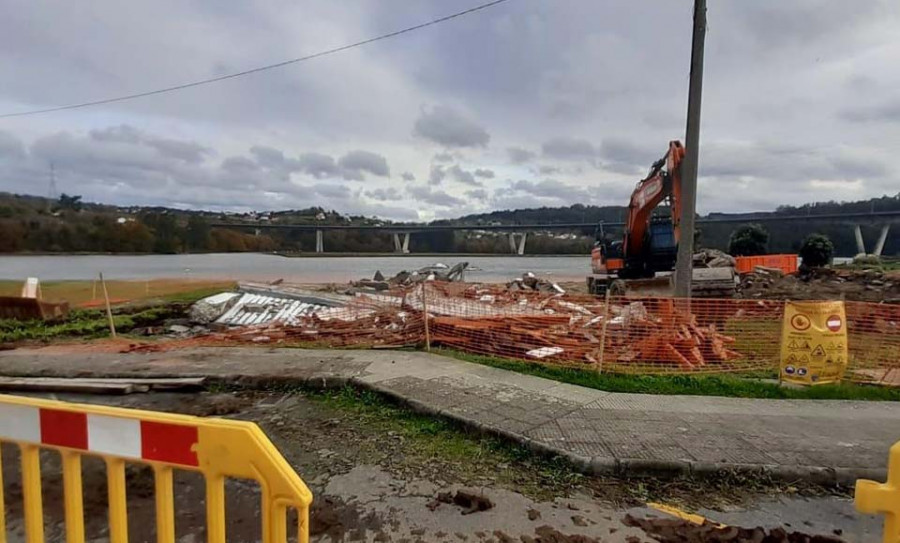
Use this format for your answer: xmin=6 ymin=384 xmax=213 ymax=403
xmin=780 ymin=301 xmax=848 ymax=385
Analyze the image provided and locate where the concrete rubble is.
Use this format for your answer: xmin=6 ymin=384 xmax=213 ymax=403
xmin=349 ymin=262 xmax=470 ymax=293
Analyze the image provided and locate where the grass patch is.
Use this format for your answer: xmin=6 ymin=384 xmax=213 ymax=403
xmin=0 ymin=283 xmax=230 ymax=344
xmin=309 ymin=385 xmax=582 ymax=497
xmin=435 ymin=348 xmax=900 ymax=401
xmin=0 ymin=279 xmax=234 ymax=307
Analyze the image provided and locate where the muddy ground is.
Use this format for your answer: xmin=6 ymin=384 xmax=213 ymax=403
xmin=0 ymin=390 xmax=881 ymax=542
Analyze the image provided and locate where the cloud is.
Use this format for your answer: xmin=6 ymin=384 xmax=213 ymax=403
xmin=840 ymin=101 xmax=900 ymax=123
xmin=295 ymin=152 xmax=339 ymax=179
xmin=0 ymin=131 xmax=26 ymax=159
xmin=413 ymin=105 xmax=490 ymax=148
xmin=447 ymin=164 xmax=482 ymax=187
xmin=401 ymin=171 xmax=415 ymax=182
xmin=365 ymin=187 xmax=402 ymax=201
xmin=541 ymin=137 xmax=599 ymax=160
xmin=466 ymin=188 xmax=488 ymax=200
xmin=433 ymin=152 xmax=454 ymax=163
xmin=507 ymin=147 xmax=536 ymax=164
xmin=474 ymin=168 xmax=495 ymax=179
xmin=407 ymin=185 xmax=465 ymax=207
xmin=88 ymin=124 xmax=212 ymax=164
xmin=428 ymin=164 xmax=446 ymax=185
xmin=337 ymin=149 xmax=390 ymax=179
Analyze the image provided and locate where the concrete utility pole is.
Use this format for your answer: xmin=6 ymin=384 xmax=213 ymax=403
xmin=673 ymin=0 xmax=707 ymax=298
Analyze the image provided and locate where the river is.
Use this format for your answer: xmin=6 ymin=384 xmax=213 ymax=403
xmin=0 ymin=254 xmax=589 ymax=283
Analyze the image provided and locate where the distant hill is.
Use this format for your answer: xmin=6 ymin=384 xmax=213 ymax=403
xmin=1 ymin=191 xmax=897 ymax=256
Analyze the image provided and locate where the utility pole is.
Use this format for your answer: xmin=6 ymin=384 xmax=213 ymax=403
xmin=673 ymin=0 xmax=707 ymax=298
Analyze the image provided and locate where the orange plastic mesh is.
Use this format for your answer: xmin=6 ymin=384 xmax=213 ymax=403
xmin=210 ymin=282 xmax=900 ymax=384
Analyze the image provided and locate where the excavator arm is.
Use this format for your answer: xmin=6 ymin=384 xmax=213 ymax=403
xmin=622 ymin=140 xmax=685 ymax=259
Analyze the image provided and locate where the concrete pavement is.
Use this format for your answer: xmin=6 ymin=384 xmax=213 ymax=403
xmin=0 ymin=346 xmax=897 ymax=483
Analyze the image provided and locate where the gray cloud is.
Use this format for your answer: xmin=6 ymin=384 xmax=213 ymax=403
xmin=840 ymin=101 xmax=900 ymax=123
xmin=365 ymin=187 xmax=402 ymax=201
xmin=474 ymin=168 xmax=495 ymax=179
xmin=338 ymin=149 xmax=390 ymax=179
xmin=541 ymin=137 xmax=599 ymax=160
xmin=249 ymin=145 xmax=286 ymax=168
xmin=433 ymin=152 xmax=454 ymax=163
xmin=413 ymin=105 xmax=489 ymax=148
xmin=428 ymin=164 xmax=446 ymax=185
xmin=407 ymin=185 xmax=465 ymax=207
xmin=401 ymin=171 xmax=415 ymax=182
xmin=296 ymin=152 xmax=339 ymax=179
xmin=507 ymin=147 xmax=536 ymax=164
xmin=88 ymin=125 xmax=212 ymax=164
xmin=466 ymin=188 xmax=488 ymax=200
xmin=447 ymin=164 xmax=482 ymax=187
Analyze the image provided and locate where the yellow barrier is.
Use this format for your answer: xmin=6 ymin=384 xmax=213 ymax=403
xmin=856 ymin=441 xmax=900 ymax=543
xmin=0 ymin=394 xmax=312 ymax=543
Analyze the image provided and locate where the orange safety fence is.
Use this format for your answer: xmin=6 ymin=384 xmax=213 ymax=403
xmin=210 ymin=282 xmax=900 ymax=384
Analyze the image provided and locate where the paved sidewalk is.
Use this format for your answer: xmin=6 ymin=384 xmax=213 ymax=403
xmin=1 ymin=347 xmax=897 ymax=483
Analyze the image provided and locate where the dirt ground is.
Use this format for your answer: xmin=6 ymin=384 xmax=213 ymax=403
xmin=0 ymin=390 xmax=879 ymax=543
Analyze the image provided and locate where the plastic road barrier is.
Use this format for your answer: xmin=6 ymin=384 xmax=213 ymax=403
xmin=856 ymin=441 xmax=900 ymax=543
xmin=0 ymin=394 xmax=312 ymax=543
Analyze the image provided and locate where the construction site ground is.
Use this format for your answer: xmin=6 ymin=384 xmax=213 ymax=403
xmin=0 ymin=346 xmax=894 ymax=540
xmin=0 ymin=388 xmax=878 ymax=542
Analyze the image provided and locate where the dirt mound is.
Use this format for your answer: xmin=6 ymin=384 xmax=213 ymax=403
xmin=623 ymin=514 xmax=845 ymax=543
xmin=738 ymin=267 xmax=899 ymax=302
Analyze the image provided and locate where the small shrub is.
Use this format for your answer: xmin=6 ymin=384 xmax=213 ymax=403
xmin=799 ymin=233 xmax=834 ymax=268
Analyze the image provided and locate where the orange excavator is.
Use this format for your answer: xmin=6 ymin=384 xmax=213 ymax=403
xmin=587 ymin=140 xmax=735 ymax=296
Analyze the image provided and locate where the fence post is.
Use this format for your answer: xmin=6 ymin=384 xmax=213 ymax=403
xmin=100 ymin=272 xmax=117 ymax=338
xmin=421 ymin=282 xmax=431 ymax=352
xmin=597 ymin=288 xmax=612 ymax=374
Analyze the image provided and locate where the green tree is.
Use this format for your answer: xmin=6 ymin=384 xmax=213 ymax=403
xmin=185 ymin=215 xmax=211 ymax=251
xmin=799 ymin=233 xmax=834 ymax=268
xmin=728 ymin=224 xmax=769 ymax=256
xmin=57 ymin=193 xmax=83 ymax=211
xmin=142 ymin=213 xmax=180 ymax=253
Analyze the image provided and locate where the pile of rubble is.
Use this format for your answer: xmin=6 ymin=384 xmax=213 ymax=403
xmin=505 ymin=272 xmax=566 ymax=294
xmin=693 ymin=248 xmax=737 ymax=268
xmin=738 ymin=266 xmax=900 ymax=303
xmin=348 ymin=262 xmax=469 ymax=293
xmin=429 ymin=289 xmax=747 ymax=370
xmin=178 ymin=280 xmax=752 ymax=371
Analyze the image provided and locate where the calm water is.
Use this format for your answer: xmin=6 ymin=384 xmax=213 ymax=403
xmin=0 ymin=254 xmax=589 ymax=283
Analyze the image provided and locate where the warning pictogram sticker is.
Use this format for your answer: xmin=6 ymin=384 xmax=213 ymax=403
xmin=826 ymin=314 xmax=843 ymax=333
xmin=811 ymin=344 xmax=826 ymax=358
xmin=788 ymin=340 xmax=801 ymax=350
xmin=790 ymin=314 xmax=811 ymax=331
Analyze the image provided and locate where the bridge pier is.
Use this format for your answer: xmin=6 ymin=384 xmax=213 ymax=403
xmin=874 ymin=224 xmax=891 ymax=256
xmin=392 ymin=233 xmax=410 ymax=254
xmin=315 ymin=230 xmax=324 ymax=253
xmin=854 ymin=224 xmax=866 ymax=255
xmin=508 ymin=233 xmax=527 ymax=255
xmin=254 ymin=228 xmax=261 ymax=237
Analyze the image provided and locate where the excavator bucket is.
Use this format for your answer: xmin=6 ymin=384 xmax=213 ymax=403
xmin=605 ymin=267 xmax=737 ymax=298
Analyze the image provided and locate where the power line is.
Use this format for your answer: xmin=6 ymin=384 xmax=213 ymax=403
xmin=0 ymin=0 xmax=512 ymax=119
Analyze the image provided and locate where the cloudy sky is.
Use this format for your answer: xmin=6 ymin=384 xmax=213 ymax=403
xmin=1 ymin=1 xmax=898 ymax=221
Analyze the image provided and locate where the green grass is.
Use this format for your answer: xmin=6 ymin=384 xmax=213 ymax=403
xmin=435 ymin=348 xmax=900 ymax=401
xmin=0 ymin=284 xmax=227 ymax=344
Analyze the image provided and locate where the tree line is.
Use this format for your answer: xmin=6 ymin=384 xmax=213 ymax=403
xmin=0 ymin=192 xmax=896 ymax=256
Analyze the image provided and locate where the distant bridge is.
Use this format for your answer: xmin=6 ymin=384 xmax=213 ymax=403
xmin=212 ymin=210 xmax=900 ymax=254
